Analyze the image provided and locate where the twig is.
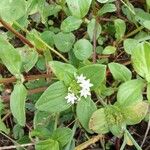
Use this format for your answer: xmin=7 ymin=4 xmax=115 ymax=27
xmin=0 ymin=73 xmax=51 ymax=84
xmin=0 ymin=18 xmax=42 ymax=54
xmin=92 ymin=21 xmax=98 ymax=63
xmin=14 ymin=21 xmax=68 ymax=62
xmin=141 ymin=114 xmax=150 ymax=147
xmin=75 ymin=135 xmax=103 ymax=150
xmin=0 ymin=143 xmax=34 ymax=150
xmin=115 ymin=0 xmax=122 ymax=17
xmin=1 ymin=86 xmax=48 ymax=102
xmin=0 ymin=132 xmax=27 ymax=150
xmin=0 ymin=18 xmax=68 ymax=62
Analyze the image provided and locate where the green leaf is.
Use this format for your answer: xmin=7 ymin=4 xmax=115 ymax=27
xmin=123 ymin=38 xmax=139 ymax=54
xmin=97 ymin=0 xmax=109 ymax=3
xmin=0 ymin=118 xmax=9 ymax=134
xmin=51 ymin=127 xmax=72 ymax=147
xmin=66 ymin=0 xmax=92 ymax=18
xmin=122 ymin=101 xmax=148 ymax=125
xmin=114 ymin=19 xmax=126 ymax=40
xmin=13 ymin=124 xmax=24 ymax=139
xmin=102 ymin=46 xmax=116 ymax=55
xmin=117 ymin=79 xmax=144 ymax=106
xmin=89 ymin=108 xmax=109 ymax=134
xmin=54 ymin=32 xmax=75 ymax=52
xmin=0 ymin=0 xmax=26 ymax=23
xmin=87 ymin=18 xmax=102 ymax=41
xmin=34 ymin=111 xmax=51 ymax=129
xmin=131 ymin=42 xmax=150 ymax=82
xmin=0 ymin=35 xmax=22 ymax=76
xmin=49 ymin=61 xmax=77 ymax=86
xmin=78 ymin=64 xmax=106 ymax=89
xmin=98 ymin=3 xmax=116 ymax=16
xmin=36 ymin=139 xmax=59 ymax=150
xmin=10 ymin=83 xmax=27 ymax=126
xmin=109 ymin=124 xmax=124 ymax=138
xmin=73 ymin=39 xmax=93 ymax=60
xmin=61 ymin=16 xmax=82 ymax=33
xmin=76 ymin=97 xmax=97 ymax=133
xmin=104 ymin=104 xmax=124 ymax=137
xmin=21 ymin=48 xmax=38 ymax=72
xmin=41 ymin=31 xmax=55 ymax=47
xmin=135 ymin=8 xmax=150 ymax=30
xmin=35 ymin=81 xmax=70 ymax=113
xmin=108 ymin=62 xmax=132 ymax=82
xmin=27 ymin=30 xmax=47 ymax=50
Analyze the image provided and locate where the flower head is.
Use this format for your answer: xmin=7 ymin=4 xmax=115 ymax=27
xmin=79 ymin=79 xmax=93 ymax=90
xmin=76 ymin=74 xmax=86 ymax=84
xmin=80 ymin=88 xmax=91 ymax=98
xmin=65 ymin=74 xmax=93 ymax=104
xmin=65 ymin=93 xmax=77 ymax=104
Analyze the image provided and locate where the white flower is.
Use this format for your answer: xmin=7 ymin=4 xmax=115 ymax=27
xmin=80 ymin=88 xmax=91 ymax=98
xmin=79 ymin=79 xmax=93 ymax=90
xmin=65 ymin=93 xmax=77 ymax=104
xmin=76 ymin=74 xmax=86 ymax=84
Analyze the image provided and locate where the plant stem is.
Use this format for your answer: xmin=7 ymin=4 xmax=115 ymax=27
xmin=1 ymin=86 xmax=48 ymax=102
xmin=75 ymin=134 xmax=103 ymax=150
xmin=54 ymin=113 xmax=59 ymax=130
xmin=0 ymin=18 xmax=38 ymax=51
xmin=14 ymin=21 xmax=68 ymax=62
xmin=0 ymin=73 xmax=51 ymax=84
xmin=120 ymin=137 xmax=126 ymax=150
xmin=118 ymin=26 xmax=144 ymax=44
xmin=141 ymin=114 xmax=150 ymax=147
xmin=0 ymin=132 xmax=27 ymax=150
xmin=125 ymin=129 xmax=142 ymax=150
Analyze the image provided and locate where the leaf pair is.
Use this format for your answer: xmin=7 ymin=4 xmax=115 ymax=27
xmin=89 ymin=79 xmax=148 ymax=137
xmin=36 ymin=61 xmax=106 ymax=112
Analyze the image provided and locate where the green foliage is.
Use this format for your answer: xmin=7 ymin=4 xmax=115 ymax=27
xmin=117 ymin=79 xmax=144 ymax=106
xmin=123 ymin=38 xmax=139 ymax=54
xmin=51 ymin=128 xmax=72 ymax=147
xmin=66 ymin=0 xmax=92 ymax=18
xmin=131 ymin=42 xmax=150 ymax=82
xmin=36 ymin=139 xmax=59 ymax=150
xmin=102 ymin=46 xmax=116 ymax=55
xmin=49 ymin=61 xmax=77 ymax=86
xmin=78 ymin=64 xmax=106 ymax=89
xmin=10 ymin=83 xmax=27 ymax=126
xmin=98 ymin=3 xmax=116 ymax=16
xmin=1 ymin=1 xmax=150 ymax=149
xmin=87 ymin=18 xmax=102 ymax=41
xmin=73 ymin=39 xmax=93 ymax=60
xmin=76 ymin=97 xmax=97 ymax=133
xmin=35 ymin=81 xmax=70 ymax=113
xmin=108 ymin=62 xmax=132 ymax=82
xmin=114 ymin=19 xmax=126 ymax=40
xmin=54 ymin=32 xmax=75 ymax=52
xmin=0 ymin=0 xmax=26 ymax=23
xmin=61 ymin=16 xmax=82 ymax=33
xmin=0 ymin=36 xmax=22 ymax=76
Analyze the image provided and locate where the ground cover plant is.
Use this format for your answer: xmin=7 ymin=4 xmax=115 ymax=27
xmin=0 ymin=0 xmax=150 ymax=149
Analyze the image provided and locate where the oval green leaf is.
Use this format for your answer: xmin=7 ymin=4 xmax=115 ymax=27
xmin=10 ymin=83 xmax=27 ymax=126
xmin=35 ymin=81 xmax=70 ymax=113
xmin=76 ymin=97 xmax=97 ymax=133
xmin=73 ymin=39 xmax=93 ymax=60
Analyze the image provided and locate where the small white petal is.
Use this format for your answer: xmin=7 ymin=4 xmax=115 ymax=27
xmin=76 ymin=74 xmax=86 ymax=83
xmin=80 ymin=88 xmax=91 ymax=98
xmin=65 ymin=93 xmax=77 ymax=104
xmin=79 ymin=79 xmax=93 ymax=90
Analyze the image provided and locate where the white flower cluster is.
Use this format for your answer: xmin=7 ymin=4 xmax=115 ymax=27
xmin=65 ymin=74 xmax=93 ymax=104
